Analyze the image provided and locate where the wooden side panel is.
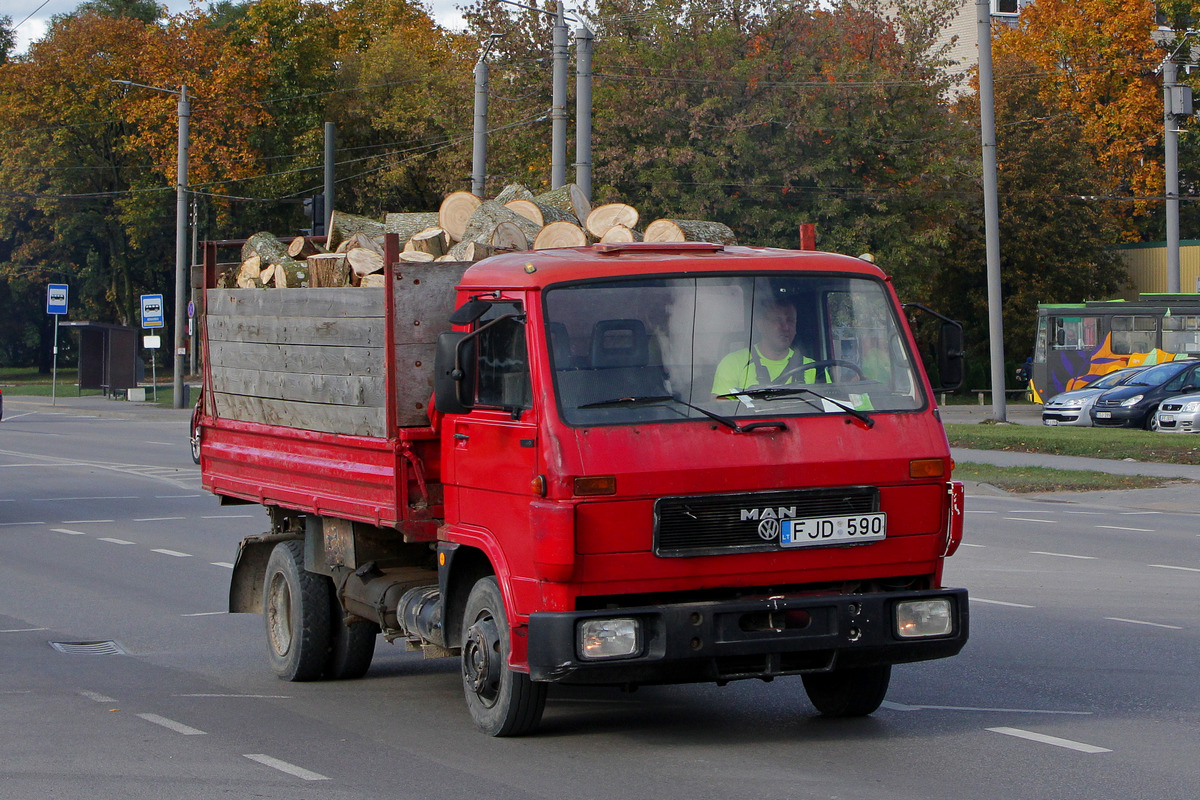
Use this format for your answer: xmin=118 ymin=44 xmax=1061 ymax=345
xmin=207 ymin=288 xmax=387 ymax=436
xmin=392 ymin=263 xmax=471 ymax=425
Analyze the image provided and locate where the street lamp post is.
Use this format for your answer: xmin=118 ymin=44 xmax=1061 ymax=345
xmin=111 ymin=79 xmax=191 ymax=409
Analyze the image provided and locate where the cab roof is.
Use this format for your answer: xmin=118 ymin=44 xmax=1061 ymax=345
xmin=457 ymin=243 xmax=886 ymax=291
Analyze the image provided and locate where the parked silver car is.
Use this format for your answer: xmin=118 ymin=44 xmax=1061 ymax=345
xmin=1041 ymin=366 xmax=1148 ymax=426
xmin=1153 ymin=391 xmax=1200 ymax=433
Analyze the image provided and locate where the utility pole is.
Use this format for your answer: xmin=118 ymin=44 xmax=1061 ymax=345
xmin=976 ymin=0 xmax=1006 ymax=422
xmin=550 ymin=2 xmax=569 ymax=188
xmin=1164 ymin=59 xmax=1182 ymax=293
xmin=575 ymin=22 xmax=594 ymax=200
xmin=472 ymin=39 xmax=495 ymax=197
xmin=324 ymin=122 xmax=336 ymax=235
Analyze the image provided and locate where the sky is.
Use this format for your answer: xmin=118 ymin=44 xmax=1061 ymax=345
xmin=2 ymin=0 xmax=468 ymax=54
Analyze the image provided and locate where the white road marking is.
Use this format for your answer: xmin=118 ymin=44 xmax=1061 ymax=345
xmin=1105 ymin=617 xmax=1183 ymax=630
xmin=1006 ymin=517 xmax=1055 ymax=524
xmin=1007 ymin=509 xmax=1054 ymax=514
xmin=1030 ymin=551 xmax=1096 ymax=560
xmin=973 ymin=598 xmax=1035 ymax=608
xmin=145 ymin=442 xmax=175 ymax=446
xmin=958 ymin=543 xmax=986 ymax=548
xmin=965 ymin=510 xmax=996 ymax=514
xmin=155 ymin=494 xmax=201 ymax=499
xmin=1063 ymin=511 xmax=1104 ymax=515
xmin=80 ymin=690 xmax=117 ymax=703
xmin=176 ymin=693 xmax=291 ymax=698
xmin=202 ymin=514 xmax=257 ymax=519
xmin=182 ymin=611 xmax=225 ymax=617
xmin=1120 ymin=511 xmax=1162 ymax=515
xmin=987 ymin=726 xmax=1111 ymax=754
xmin=97 ymin=537 xmax=135 ymax=545
xmin=883 ymin=701 xmax=1090 ymax=715
xmin=0 ymin=521 xmax=45 ymax=527
xmin=0 ymin=627 xmax=48 ymax=633
xmin=152 ymin=549 xmax=192 ymax=558
xmin=1095 ymin=525 xmax=1154 ymax=532
xmin=51 ymin=528 xmax=88 ymax=536
xmin=133 ymin=516 xmax=186 ymax=522
xmin=211 ymin=562 xmax=235 ymax=569
xmin=137 ymin=713 xmax=206 ymax=736
xmin=35 ymin=496 xmax=137 ymax=502
xmin=62 ymin=519 xmax=114 ymax=524
xmin=243 ymin=754 xmax=329 ymax=781
xmin=1149 ymin=564 xmax=1200 ymax=573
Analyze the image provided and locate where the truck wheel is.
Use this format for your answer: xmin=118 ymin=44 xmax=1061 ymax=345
xmin=263 ymin=540 xmax=332 ymax=682
xmin=461 ymin=577 xmax=547 ymax=736
xmin=325 ymin=594 xmax=378 ymax=680
xmin=189 ymin=421 xmax=201 ymax=464
xmin=802 ymin=664 xmax=891 ymax=717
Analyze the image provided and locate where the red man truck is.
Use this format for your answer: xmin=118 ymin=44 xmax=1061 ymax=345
xmin=197 ymin=238 xmax=968 ymax=736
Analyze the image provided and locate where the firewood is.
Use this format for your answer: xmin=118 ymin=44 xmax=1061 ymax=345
xmin=643 ymin=218 xmax=737 ymax=245
xmin=534 ymin=184 xmax=592 ymax=228
xmin=494 ymin=183 xmax=534 ymax=205
xmin=407 ymin=226 xmax=448 ymax=257
xmin=462 ymin=200 xmax=539 ymax=251
xmin=439 ymin=191 xmax=483 ymax=242
xmin=240 ymin=232 xmax=289 ymax=265
xmin=346 ymin=247 xmax=385 ymax=277
xmin=586 ymin=203 xmax=639 ymax=238
xmin=504 ymin=198 xmax=580 ymax=228
xmin=447 ymin=240 xmax=495 ymax=261
xmin=533 ymin=221 xmax=589 ymax=249
xmin=398 ymin=251 xmax=436 ymax=262
xmin=359 ymin=273 xmax=386 ymax=288
xmin=327 ymin=210 xmax=384 ymax=251
xmin=286 ymin=236 xmax=323 ymax=259
xmin=599 ymin=224 xmax=642 ymax=243
xmin=308 ymin=253 xmax=349 ymax=287
xmin=260 ymin=264 xmax=276 ymax=287
xmin=490 ymin=221 xmax=528 ymax=251
xmin=384 ymin=212 xmax=440 ymax=245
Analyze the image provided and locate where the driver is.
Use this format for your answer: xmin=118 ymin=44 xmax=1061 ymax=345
xmin=712 ymin=296 xmax=821 ymax=396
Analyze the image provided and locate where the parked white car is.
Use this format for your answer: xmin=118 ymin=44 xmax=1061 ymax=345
xmin=1153 ymin=391 xmax=1200 ymax=433
xmin=1041 ymin=366 xmax=1148 ymax=426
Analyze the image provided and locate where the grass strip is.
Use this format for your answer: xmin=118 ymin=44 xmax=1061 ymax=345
xmin=945 ymin=422 xmax=1200 ymax=465
xmin=953 ymin=462 xmax=1181 ymax=494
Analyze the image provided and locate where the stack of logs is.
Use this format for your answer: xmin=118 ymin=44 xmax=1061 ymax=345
xmin=230 ymin=182 xmax=738 ymax=289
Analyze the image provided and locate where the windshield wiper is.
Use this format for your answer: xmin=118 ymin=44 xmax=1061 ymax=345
xmin=578 ymin=395 xmax=785 ymax=433
xmin=717 ymin=387 xmax=875 ymax=429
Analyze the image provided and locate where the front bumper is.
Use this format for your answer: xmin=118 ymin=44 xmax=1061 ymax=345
xmin=1090 ymin=407 xmax=1146 ymax=427
xmin=1154 ymin=411 xmax=1200 ymax=432
xmin=1042 ymin=409 xmax=1086 ymax=425
xmin=527 ymin=588 xmax=968 ymax=685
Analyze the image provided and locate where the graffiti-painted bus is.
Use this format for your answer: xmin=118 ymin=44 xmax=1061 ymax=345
xmin=1032 ymin=294 xmax=1200 ymax=402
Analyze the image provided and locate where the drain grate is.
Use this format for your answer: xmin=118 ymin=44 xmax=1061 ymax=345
xmin=49 ymin=640 xmax=126 ymax=656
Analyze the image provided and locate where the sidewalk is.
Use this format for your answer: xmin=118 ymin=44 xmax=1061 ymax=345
xmin=2 ymin=391 xmax=193 ymax=422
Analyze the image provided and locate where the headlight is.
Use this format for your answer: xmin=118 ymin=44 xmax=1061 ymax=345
xmin=1060 ymin=398 xmax=1084 ymax=408
xmin=578 ymin=618 xmax=641 ymax=660
xmin=1184 ymin=402 xmax=1200 ymax=413
xmin=1120 ymin=394 xmax=1144 ymax=407
xmin=895 ymin=599 xmax=953 ymax=638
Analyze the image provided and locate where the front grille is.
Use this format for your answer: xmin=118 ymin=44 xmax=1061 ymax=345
xmin=654 ymin=487 xmax=878 ymax=557
xmin=1095 ymin=398 xmax=1121 ymax=408
xmin=1161 ymin=402 xmax=1183 ymax=412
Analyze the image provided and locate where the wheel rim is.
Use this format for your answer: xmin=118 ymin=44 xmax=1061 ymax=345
xmin=463 ymin=612 xmax=502 ymax=708
xmin=191 ymin=426 xmax=201 ymax=459
xmin=266 ymin=572 xmax=293 ymax=657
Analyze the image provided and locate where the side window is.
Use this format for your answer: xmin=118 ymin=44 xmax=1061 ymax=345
xmin=475 ymin=313 xmax=532 ymax=410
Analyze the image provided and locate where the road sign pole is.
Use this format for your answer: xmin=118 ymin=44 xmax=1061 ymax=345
xmin=51 ymin=314 xmax=59 ymax=406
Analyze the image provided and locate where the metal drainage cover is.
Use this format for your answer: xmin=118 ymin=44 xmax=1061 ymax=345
xmin=49 ymin=641 xmax=126 ymax=656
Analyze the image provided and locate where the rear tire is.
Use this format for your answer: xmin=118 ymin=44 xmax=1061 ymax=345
xmin=461 ymin=577 xmax=547 ymax=736
xmin=263 ymin=540 xmax=331 ymax=682
xmin=802 ymin=664 xmax=891 ymax=717
xmin=325 ymin=593 xmax=378 ymax=680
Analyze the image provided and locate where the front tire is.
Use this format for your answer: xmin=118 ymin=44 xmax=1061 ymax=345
xmin=325 ymin=593 xmax=378 ymax=680
xmin=263 ymin=540 xmax=332 ymax=682
xmin=461 ymin=577 xmax=547 ymax=736
xmin=802 ymin=664 xmax=891 ymax=717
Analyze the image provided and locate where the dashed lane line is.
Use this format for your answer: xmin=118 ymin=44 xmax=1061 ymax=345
xmin=973 ymin=598 xmax=1035 ymax=608
xmin=1030 ymin=551 xmax=1097 ymax=560
xmin=133 ymin=517 xmax=186 ymax=522
xmin=987 ymin=727 xmax=1111 ymax=754
xmin=1105 ymin=617 xmax=1183 ymax=630
xmin=62 ymin=519 xmax=114 ymax=524
xmin=1095 ymin=525 xmax=1155 ymax=532
xmin=137 ymin=713 xmax=206 ymax=736
xmin=243 ymin=754 xmax=329 ymax=782
xmin=1150 ymin=564 xmax=1200 ymax=573
xmin=883 ymin=702 xmax=1090 ymax=715
xmin=152 ymin=549 xmax=192 ymax=558
xmin=1005 ymin=517 xmax=1056 ymax=524
xmin=96 ymin=537 xmax=135 ymax=545
xmin=50 ymin=528 xmax=88 ymax=536
xmin=80 ymin=690 xmax=116 ymax=704
xmin=212 ymin=562 xmax=234 ymax=569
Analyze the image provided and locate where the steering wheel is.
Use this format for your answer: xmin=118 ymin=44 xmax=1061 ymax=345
xmin=774 ymin=359 xmax=866 ymax=385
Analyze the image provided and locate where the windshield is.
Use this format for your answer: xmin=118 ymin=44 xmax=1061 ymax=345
xmin=543 ymin=274 xmax=924 ymax=426
xmin=1129 ymin=362 xmax=1187 ymax=386
xmin=1092 ymin=369 xmax=1139 ymax=390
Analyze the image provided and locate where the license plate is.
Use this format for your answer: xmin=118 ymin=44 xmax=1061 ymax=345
xmin=1160 ymin=414 xmax=1175 ymax=423
xmin=781 ymin=513 xmax=886 ymax=548
xmin=1095 ymin=411 xmax=1112 ymax=419
xmin=1043 ymin=419 xmax=1058 ymax=426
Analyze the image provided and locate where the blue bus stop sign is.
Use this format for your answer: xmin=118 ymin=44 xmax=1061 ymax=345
xmin=141 ymin=294 xmax=165 ymax=329
xmin=47 ymin=284 xmax=68 ymax=315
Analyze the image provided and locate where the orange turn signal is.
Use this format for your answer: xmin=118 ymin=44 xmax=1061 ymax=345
xmin=573 ymin=476 xmax=617 ymax=496
xmin=910 ymin=459 xmax=945 ymax=479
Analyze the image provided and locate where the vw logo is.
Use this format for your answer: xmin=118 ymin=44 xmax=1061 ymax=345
xmin=757 ymin=518 xmax=780 ymax=540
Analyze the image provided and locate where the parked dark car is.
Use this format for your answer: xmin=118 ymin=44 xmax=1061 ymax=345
xmin=1090 ymin=360 xmax=1200 ymax=429
xmin=1041 ymin=365 xmax=1148 ymax=426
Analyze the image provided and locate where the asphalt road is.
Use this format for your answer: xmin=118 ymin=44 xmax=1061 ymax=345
xmin=1 ymin=401 xmax=1197 ymax=799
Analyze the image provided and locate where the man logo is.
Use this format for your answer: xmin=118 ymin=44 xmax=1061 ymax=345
xmin=757 ymin=518 xmax=780 ymax=540
xmin=740 ymin=507 xmax=797 ymax=521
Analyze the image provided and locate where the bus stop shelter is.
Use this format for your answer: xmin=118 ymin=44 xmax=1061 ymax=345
xmin=59 ymin=321 xmax=138 ymax=394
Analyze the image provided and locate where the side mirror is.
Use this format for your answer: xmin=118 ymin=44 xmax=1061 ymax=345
xmin=434 ymin=331 xmax=475 ymax=414
xmin=937 ymin=321 xmax=965 ymax=391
